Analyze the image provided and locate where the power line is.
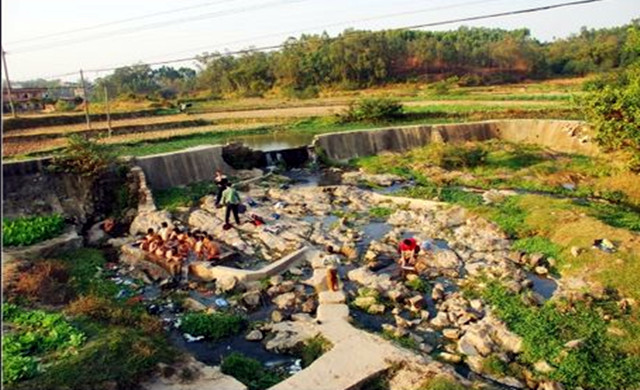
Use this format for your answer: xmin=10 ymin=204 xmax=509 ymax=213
xmin=5 ymin=0 xmax=237 ymax=46
xmin=39 ymin=0 xmax=603 ymax=81
xmin=138 ymin=0 xmax=515 ymax=63
xmin=8 ymin=0 xmax=311 ymax=55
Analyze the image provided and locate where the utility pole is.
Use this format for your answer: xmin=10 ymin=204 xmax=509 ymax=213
xmin=1 ymin=46 xmax=17 ymax=118
xmin=79 ymin=69 xmax=91 ymax=130
xmin=104 ymin=86 xmax=112 ymax=137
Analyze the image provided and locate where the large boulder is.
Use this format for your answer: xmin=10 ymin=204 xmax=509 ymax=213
xmin=130 ymin=210 xmax=173 ymax=236
xmin=265 ymin=321 xmax=319 ymax=353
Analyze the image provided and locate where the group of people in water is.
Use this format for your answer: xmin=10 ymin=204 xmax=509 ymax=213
xmin=136 ymin=222 xmax=221 ymax=272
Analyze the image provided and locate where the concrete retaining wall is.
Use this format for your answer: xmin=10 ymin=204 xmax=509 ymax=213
xmin=134 ymin=145 xmax=235 ymax=190
xmin=313 ymin=120 xmax=598 ymax=161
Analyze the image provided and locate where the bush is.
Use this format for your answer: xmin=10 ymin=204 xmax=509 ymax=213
xmin=54 ymin=100 xmax=75 ymax=112
xmin=49 ymin=134 xmax=114 ymax=177
xmin=180 ymin=312 xmax=245 ymax=340
xmin=2 ymin=214 xmax=65 ymax=247
xmin=341 ymin=97 xmax=404 ymax=123
xmin=221 ymin=353 xmax=282 ymax=390
xmin=580 ymin=62 xmax=640 ymax=171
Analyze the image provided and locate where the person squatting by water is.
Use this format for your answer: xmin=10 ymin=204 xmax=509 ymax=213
xmin=221 ymin=183 xmax=241 ymax=227
xmin=214 ymin=170 xmax=230 ymax=208
xmin=398 ymin=237 xmax=420 ymax=272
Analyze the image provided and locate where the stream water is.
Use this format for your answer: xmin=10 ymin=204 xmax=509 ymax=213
xmin=227 ymin=132 xmax=314 ymax=152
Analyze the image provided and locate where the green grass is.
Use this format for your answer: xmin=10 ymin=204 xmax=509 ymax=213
xmin=369 ymin=206 xmax=394 ymax=219
xmin=418 ymin=376 xmax=467 ymax=390
xmin=2 ymin=214 xmax=65 ymax=247
xmin=180 ymin=312 xmax=246 ymax=341
xmin=482 ymin=282 xmax=640 ymax=390
xmin=512 ymin=237 xmax=562 ymax=260
xmin=381 ymin=329 xmax=420 ymax=351
xmin=579 ymin=201 xmax=640 ymax=232
xmin=405 ymin=276 xmax=431 ymax=294
xmin=7 ymin=326 xmax=172 ymax=390
xmin=154 ymin=180 xmax=218 ymax=212
xmin=57 ymin=248 xmax=120 ymax=299
xmin=221 ymin=352 xmax=284 ymax=390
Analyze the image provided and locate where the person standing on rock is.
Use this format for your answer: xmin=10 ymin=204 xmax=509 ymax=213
xmin=214 ymin=170 xmax=230 ymax=208
xmin=324 ymin=246 xmax=342 ymax=291
xmin=221 ymin=183 xmax=241 ymax=227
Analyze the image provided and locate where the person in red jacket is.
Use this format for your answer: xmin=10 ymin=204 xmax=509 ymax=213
xmin=398 ymin=237 xmax=420 ymax=269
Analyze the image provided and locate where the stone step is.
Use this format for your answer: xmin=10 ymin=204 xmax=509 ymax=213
xmin=318 ymin=290 xmax=346 ymax=304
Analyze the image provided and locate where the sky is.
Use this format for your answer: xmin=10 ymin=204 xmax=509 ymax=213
xmin=2 ymin=0 xmax=639 ymax=82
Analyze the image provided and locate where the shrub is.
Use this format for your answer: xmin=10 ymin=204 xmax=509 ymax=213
xmin=580 ymin=62 xmax=640 ymax=171
xmin=49 ymin=134 xmax=114 ymax=177
xmin=2 ymin=214 xmax=65 ymax=247
xmin=341 ymin=97 xmax=404 ymax=123
xmin=54 ymin=100 xmax=75 ymax=112
xmin=180 ymin=312 xmax=245 ymax=340
xmin=221 ymin=353 xmax=282 ymax=390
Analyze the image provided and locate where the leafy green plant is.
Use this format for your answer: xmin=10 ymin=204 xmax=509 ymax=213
xmin=2 ymin=304 xmax=86 ymax=384
xmin=341 ymin=97 xmax=404 ymax=123
xmin=49 ymin=134 xmax=114 ymax=177
xmin=180 ymin=312 xmax=245 ymax=340
xmin=2 ymin=214 xmax=65 ymax=247
xmin=58 ymin=248 xmax=120 ymax=298
xmin=221 ymin=352 xmax=283 ymax=390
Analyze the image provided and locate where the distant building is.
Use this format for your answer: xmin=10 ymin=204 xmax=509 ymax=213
xmin=2 ymin=87 xmax=48 ymax=113
xmin=2 ymin=84 xmax=84 ymax=113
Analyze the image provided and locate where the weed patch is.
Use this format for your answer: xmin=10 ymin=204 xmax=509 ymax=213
xmin=180 ymin=312 xmax=245 ymax=341
xmin=221 ymin=352 xmax=283 ymax=390
xmin=482 ymin=282 xmax=640 ymax=390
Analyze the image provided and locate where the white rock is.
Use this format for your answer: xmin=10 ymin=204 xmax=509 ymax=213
xmin=245 ymin=330 xmax=264 ymax=341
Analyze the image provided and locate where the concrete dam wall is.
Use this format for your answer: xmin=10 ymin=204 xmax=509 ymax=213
xmin=3 ymin=119 xmax=598 ymax=218
xmin=313 ymin=119 xmax=599 ymax=161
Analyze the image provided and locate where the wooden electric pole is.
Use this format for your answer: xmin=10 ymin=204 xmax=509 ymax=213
xmin=104 ymin=86 xmax=112 ymax=137
xmin=79 ymin=69 xmax=91 ymax=130
xmin=2 ymin=46 xmax=17 ymax=118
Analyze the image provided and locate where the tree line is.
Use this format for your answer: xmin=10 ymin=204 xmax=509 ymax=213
xmin=13 ymin=20 xmax=639 ymax=100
